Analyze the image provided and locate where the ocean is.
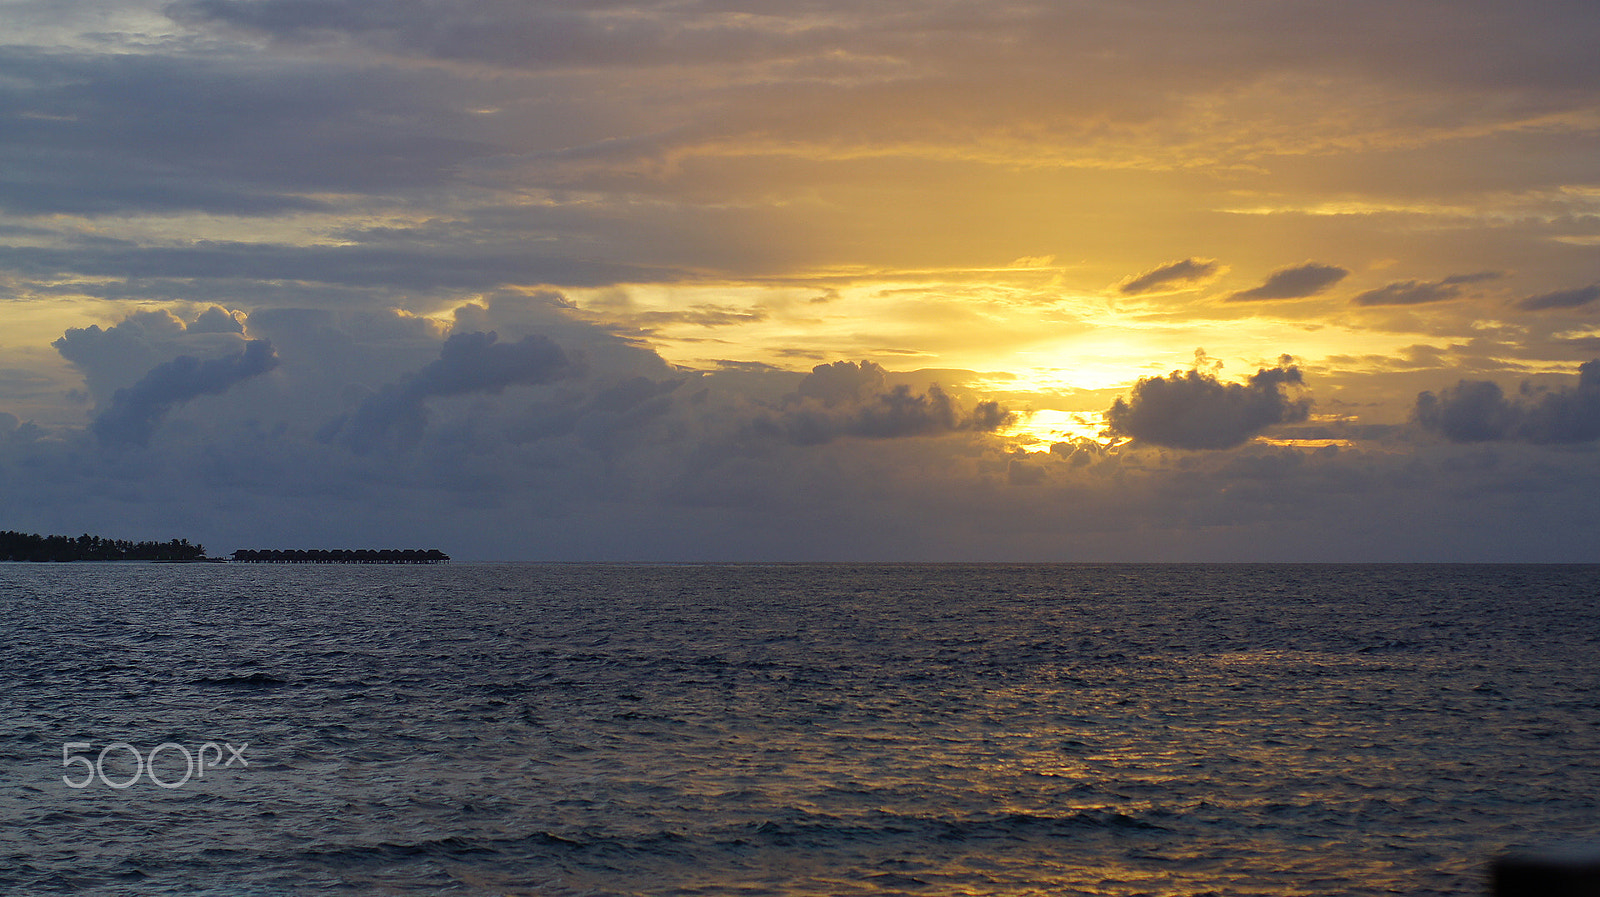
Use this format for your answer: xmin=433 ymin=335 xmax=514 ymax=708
xmin=1 ymin=563 xmax=1597 ymax=895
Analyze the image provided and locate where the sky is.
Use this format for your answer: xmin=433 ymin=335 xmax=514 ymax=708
xmin=1 ymin=0 xmax=1598 ymax=561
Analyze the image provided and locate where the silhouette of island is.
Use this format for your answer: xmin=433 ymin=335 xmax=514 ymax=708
xmin=0 ymin=531 xmax=450 ymax=564
xmin=230 ymin=549 xmax=450 ymax=564
xmin=0 ymin=530 xmax=206 ymax=562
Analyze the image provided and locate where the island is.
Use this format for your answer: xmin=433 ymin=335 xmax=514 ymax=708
xmin=0 ymin=530 xmax=451 ymax=564
xmin=0 ymin=530 xmax=207 ymax=562
xmin=230 ymin=549 xmax=450 ymax=564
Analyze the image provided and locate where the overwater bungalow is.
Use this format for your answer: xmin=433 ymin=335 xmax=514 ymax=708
xmin=229 ymin=548 xmax=450 ymax=564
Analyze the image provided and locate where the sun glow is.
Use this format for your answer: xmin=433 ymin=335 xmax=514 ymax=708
xmin=966 ymin=361 xmax=1145 ymax=395
xmin=998 ymin=409 xmax=1117 ymax=452
xmin=552 ymin=274 xmax=1464 ymax=443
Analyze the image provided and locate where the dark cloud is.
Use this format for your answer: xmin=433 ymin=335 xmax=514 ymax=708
xmin=1353 ymin=272 xmax=1501 ymax=306
xmin=508 ymin=376 xmax=685 ymax=456
xmin=1228 ymin=263 xmax=1348 ymax=302
xmin=1118 ymin=258 xmax=1220 ymax=296
xmin=0 ymin=49 xmax=488 ymax=216
xmin=1 ymin=241 xmax=660 ymax=292
xmin=1107 ymin=357 xmax=1311 ymax=449
xmin=965 ymin=400 xmax=1013 ymax=432
xmin=92 ymin=339 xmax=279 ymax=446
xmin=1414 ymin=360 xmax=1600 ymax=443
xmin=166 ymin=0 xmax=1600 ymax=101
xmin=166 ymin=0 xmax=849 ymax=71
xmin=1517 ymin=284 xmax=1600 ymax=311
xmin=797 ymin=359 xmax=890 ymax=405
xmin=330 ymin=331 xmax=577 ymax=453
xmin=757 ymin=360 xmax=1014 ymax=446
xmin=449 ymin=292 xmax=675 ymax=382
xmin=396 ymin=331 xmax=573 ymax=397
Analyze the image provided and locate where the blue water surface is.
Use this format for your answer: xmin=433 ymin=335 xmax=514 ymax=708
xmin=1 ymin=563 xmax=1597 ymax=895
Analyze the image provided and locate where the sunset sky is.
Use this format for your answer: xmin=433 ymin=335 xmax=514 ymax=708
xmin=2 ymin=0 xmax=1598 ymax=560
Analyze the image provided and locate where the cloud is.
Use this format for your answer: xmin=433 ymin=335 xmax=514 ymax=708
xmin=1517 ymin=284 xmax=1600 ymax=311
xmin=92 ymin=339 xmax=279 ymax=446
xmin=796 ymin=359 xmax=889 ymax=404
xmin=449 ymin=291 xmax=675 ymax=381
xmin=1353 ymin=271 xmax=1501 ymax=306
xmin=166 ymin=0 xmax=847 ymax=72
xmin=631 ymin=306 xmax=768 ymax=329
xmin=1414 ymin=360 xmax=1600 ymax=443
xmin=1228 ymin=263 xmax=1348 ymax=302
xmin=755 ymin=360 xmax=1014 ymax=445
xmin=53 ymin=307 xmax=255 ymax=404
xmin=1107 ymin=357 xmax=1311 ymax=449
xmin=13 ymin=309 xmax=1600 ymax=563
xmin=53 ymin=310 xmax=185 ymax=375
xmin=0 ymin=48 xmax=489 ymax=216
xmin=330 ymin=331 xmax=577 ymax=453
xmin=1 ymin=240 xmax=659 ymax=293
xmin=165 ymin=1 xmax=1600 ymax=120
xmin=188 ymin=306 xmax=248 ymax=333
xmin=1118 ymin=258 xmax=1221 ymax=295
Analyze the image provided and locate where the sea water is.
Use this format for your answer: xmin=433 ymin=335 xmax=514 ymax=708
xmin=1 ymin=563 xmax=1597 ymax=895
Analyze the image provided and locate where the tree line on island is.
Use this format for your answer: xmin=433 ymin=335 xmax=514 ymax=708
xmin=0 ymin=530 xmax=206 ymax=562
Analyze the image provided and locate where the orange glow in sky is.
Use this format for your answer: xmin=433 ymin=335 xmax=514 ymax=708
xmin=2 ymin=0 xmax=1598 ymax=560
